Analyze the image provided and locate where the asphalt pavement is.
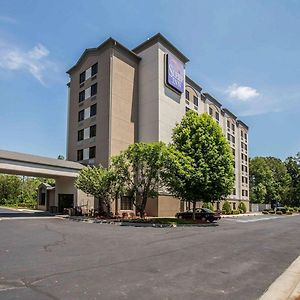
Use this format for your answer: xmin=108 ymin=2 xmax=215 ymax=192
xmin=1 ymin=208 xmax=300 ymax=300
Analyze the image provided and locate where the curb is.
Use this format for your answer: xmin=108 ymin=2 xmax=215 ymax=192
xmin=259 ymin=255 xmax=300 ymax=300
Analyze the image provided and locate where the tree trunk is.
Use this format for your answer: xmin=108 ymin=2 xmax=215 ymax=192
xmin=192 ymin=201 xmax=196 ymax=221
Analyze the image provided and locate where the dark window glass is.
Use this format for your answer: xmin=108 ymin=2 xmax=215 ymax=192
xmin=241 ymin=130 xmax=243 ymax=137
xmin=209 ymin=107 xmax=213 ymax=116
xmin=90 ymin=125 xmax=96 ymax=138
xmin=185 ymin=106 xmax=190 ymax=113
xmin=78 ymin=129 xmax=84 ymax=141
xmin=227 ymin=133 xmax=231 ymax=141
xmin=245 ymin=144 xmax=248 ymax=151
xmin=121 ymin=196 xmax=133 ymax=210
xmin=241 ymin=142 xmax=244 ymax=149
xmin=185 ymin=90 xmax=190 ymax=100
xmin=215 ymin=111 xmax=219 ymax=121
xmin=91 ymin=63 xmax=98 ymax=76
xmin=227 ymin=120 xmax=230 ymax=128
xmin=242 ymin=190 xmax=244 ymax=196
xmin=232 ymin=123 xmax=235 ymax=131
xmin=233 ymin=189 xmax=236 ymax=195
xmin=193 ymin=96 xmax=198 ymax=106
xmin=245 ymin=132 xmax=247 ymax=140
xmin=78 ymin=110 xmax=84 ymax=122
xmin=233 ymin=202 xmax=236 ymax=210
xmin=77 ymin=149 xmax=83 ymax=161
xmin=89 ymin=146 xmax=96 ymax=159
xmin=90 ymin=104 xmax=97 ymax=117
xmin=232 ymin=148 xmax=235 ymax=156
xmin=39 ymin=193 xmax=46 ymax=206
xmin=79 ymin=90 xmax=85 ymax=102
xmin=232 ymin=136 xmax=235 ymax=144
xmin=245 ymin=190 xmax=248 ymax=197
xmin=79 ymin=71 xmax=85 ymax=84
xmin=91 ymin=83 xmax=97 ymax=96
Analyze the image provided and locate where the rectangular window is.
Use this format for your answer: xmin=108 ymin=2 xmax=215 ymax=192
xmin=78 ymin=129 xmax=84 ymax=141
xmin=90 ymin=125 xmax=96 ymax=138
xmin=241 ymin=142 xmax=244 ymax=149
xmin=39 ymin=193 xmax=46 ymax=206
xmin=232 ymin=148 xmax=235 ymax=156
xmin=79 ymin=71 xmax=85 ymax=84
xmin=90 ymin=104 xmax=97 ymax=117
xmin=121 ymin=196 xmax=133 ymax=210
xmin=245 ymin=190 xmax=248 ymax=197
xmin=215 ymin=111 xmax=219 ymax=121
xmin=89 ymin=146 xmax=96 ymax=159
xmin=227 ymin=120 xmax=230 ymax=128
xmin=232 ymin=136 xmax=235 ymax=144
xmin=245 ymin=144 xmax=248 ymax=151
xmin=193 ymin=96 xmax=198 ymax=106
xmin=185 ymin=106 xmax=190 ymax=113
xmin=78 ymin=110 xmax=84 ymax=122
xmin=245 ymin=132 xmax=247 ymax=140
xmin=77 ymin=149 xmax=83 ymax=161
xmin=233 ymin=188 xmax=236 ymax=195
xmin=91 ymin=63 xmax=98 ymax=76
xmin=79 ymin=90 xmax=85 ymax=102
xmin=242 ymin=190 xmax=245 ymax=196
xmin=185 ymin=90 xmax=190 ymax=100
xmin=232 ymin=123 xmax=235 ymax=132
xmin=209 ymin=107 xmax=213 ymax=116
xmin=227 ymin=133 xmax=231 ymax=141
xmin=91 ymin=83 xmax=97 ymax=96
xmin=233 ymin=202 xmax=236 ymax=210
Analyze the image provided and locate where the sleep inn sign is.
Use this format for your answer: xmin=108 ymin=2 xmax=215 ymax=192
xmin=165 ymin=53 xmax=184 ymax=94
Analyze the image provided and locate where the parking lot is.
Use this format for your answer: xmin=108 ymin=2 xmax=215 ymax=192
xmin=1 ymin=208 xmax=300 ymax=300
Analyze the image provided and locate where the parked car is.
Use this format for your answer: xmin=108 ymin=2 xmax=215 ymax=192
xmin=176 ymin=208 xmax=221 ymax=222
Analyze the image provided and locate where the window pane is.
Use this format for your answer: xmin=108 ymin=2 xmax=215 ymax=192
xmin=78 ymin=110 xmax=84 ymax=122
xmin=121 ymin=196 xmax=133 ymax=210
xmin=77 ymin=149 xmax=83 ymax=161
xmin=90 ymin=125 xmax=96 ymax=137
xmin=91 ymin=63 xmax=98 ymax=76
xmin=90 ymin=104 xmax=97 ymax=117
xmin=91 ymin=83 xmax=97 ymax=96
xmin=185 ymin=90 xmax=190 ymax=100
xmin=89 ymin=146 xmax=96 ymax=159
xmin=78 ymin=129 xmax=84 ymax=141
xmin=193 ymin=96 xmax=198 ymax=106
xmin=79 ymin=71 xmax=85 ymax=84
xmin=215 ymin=111 xmax=219 ymax=121
xmin=209 ymin=107 xmax=213 ymax=116
xmin=79 ymin=90 xmax=85 ymax=102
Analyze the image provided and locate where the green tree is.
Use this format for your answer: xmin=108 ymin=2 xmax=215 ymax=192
xmin=285 ymin=153 xmax=300 ymax=206
xmin=222 ymin=201 xmax=232 ymax=214
xmin=75 ymin=165 xmax=119 ymax=215
xmin=170 ymin=111 xmax=235 ymax=220
xmin=0 ymin=175 xmax=22 ymax=205
xmin=112 ymin=142 xmax=191 ymax=217
xmin=238 ymin=202 xmax=246 ymax=213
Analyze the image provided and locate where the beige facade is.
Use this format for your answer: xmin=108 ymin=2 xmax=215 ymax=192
xmin=66 ymin=33 xmax=249 ymax=216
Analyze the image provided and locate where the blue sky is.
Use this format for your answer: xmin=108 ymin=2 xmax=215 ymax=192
xmin=0 ymin=0 xmax=299 ymax=160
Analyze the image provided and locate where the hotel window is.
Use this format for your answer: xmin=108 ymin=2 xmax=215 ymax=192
xmin=78 ymin=110 xmax=84 ymax=122
xmin=215 ymin=111 xmax=219 ymax=121
xmin=232 ymin=136 xmax=235 ymax=144
xmin=90 ymin=125 xmax=96 ymax=138
xmin=79 ymin=90 xmax=85 ymax=102
xmin=77 ymin=149 xmax=83 ymax=161
xmin=91 ymin=83 xmax=97 ymax=96
xmin=79 ymin=71 xmax=86 ymax=84
xmin=232 ymin=148 xmax=235 ymax=156
xmin=233 ymin=188 xmax=236 ymax=195
xmin=90 ymin=104 xmax=97 ymax=117
xmin=227 ymin=133 xmax=231 ymax=141
xmin=78 ymin=129 xmax=84 ymax=141
xmin=241 ymin=130 xmax=243 ymax=138
xmin=232 ymin=123 xmax=235 ymax=132
xmin=245 ymin=132 xmax=247 ymax=141
xmin=233 ymin=202 xmax=236 ymax=210
xmin=91 ymin=63 xmax=98 ymax=76
xmin=245 ymin=144 xmax=248 ymax=151
xmin=227 ymin=120 xmax=230 ymax=128
xmin=185 ymin=107 xmax=190 ymax=113
xmin=89 ymin=146 xmax=96 ymax=159
xmin=242 ymin=190 xmax=245 ymax=196
xmin=209 ymin=107 xmax=213 ymax=116
xmin=185 ymin=90 xmax=190 ymax=100
xmin=245 ymin=190 xmax=248 ymax=197
xmin=121 ymin=196 xmax=133 ymax=210
xmin=193 ymin=96 xmax=198 ymax=106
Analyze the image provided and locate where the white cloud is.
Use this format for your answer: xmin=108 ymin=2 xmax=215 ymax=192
xmin=226 ymin=83 xmax=259 ymax=101
xmin=0 ymin=42 xmax=57 ymax=84
xmin=0 ymin=16 xmax=17 ymax=24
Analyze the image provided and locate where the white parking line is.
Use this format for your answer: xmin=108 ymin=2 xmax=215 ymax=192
xmin=236 ymin=217 xmax=280 ymax=223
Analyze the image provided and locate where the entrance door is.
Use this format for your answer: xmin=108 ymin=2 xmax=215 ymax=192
xmin=58 ymin=194 xmax=74 ymax=213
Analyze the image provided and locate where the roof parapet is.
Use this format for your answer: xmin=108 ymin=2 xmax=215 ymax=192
xmin=185 ymin=76 xmax=202 ymax=93
xmin=203 ymin=93 xmax=222 ymax=108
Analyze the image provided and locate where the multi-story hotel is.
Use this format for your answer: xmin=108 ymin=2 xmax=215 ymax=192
xmin=66 ymin=33 xmax=249 ymax=216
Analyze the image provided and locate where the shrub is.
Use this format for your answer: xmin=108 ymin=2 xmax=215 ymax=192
xmin=293 ymin=207 xmax=299 ymax=212
xmin=276 ymin=211 xmax=283 ymax=215
xmin=238 ymin=202 xmax=247 ymax=214
xmin=232 ymin=210 xmax=240 ymax=215
xmin=222 ymin=201 xmax=232 ymax=215
xmin=286 ymin=211 xmax=293 ymax=215
xmin=262 ymin=210 xmax=269 ymax=214
xmin=269 ymin=210 xmax=275 ymax=214
xmin=202 ymin=202 xmax=214 ymax=211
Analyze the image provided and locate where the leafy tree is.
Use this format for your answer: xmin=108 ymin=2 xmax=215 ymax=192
xmin=111 ymin=142 xmax=191 ymax=217
xmin=285 ymin=153 xmax=300 ymax=206
xmin=202 ymin=202 xmax=214 ymax=211
xmin=0 ymin=175 xmax=22 ymax=205
xmin=75 ymin=165 xmax=120 ymax=215
xmin=249 ymin=157 xmax=291 ymax=205
xmin=222 ymin=201 xmax=232 ymax=214
xmin=170 ymin=111 xmax=235 ymax=220
xmin=238 ymin=202 xmax=246 ymax=213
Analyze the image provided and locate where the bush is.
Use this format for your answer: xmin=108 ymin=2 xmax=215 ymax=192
xmin=262 ymin=210 xmax=269 ymax=214
xmin=222 ymin=201 xmax=232 ymax=215
xmin=286 ymin=211 xmax=293 ymax=215
xmin=238 ymin=202 xmax=247 ymax=214
xmin=276 ymin=211 xmax=283 ymax=215
xmin=269 ymin=210 xmax=275 ymax=214
xmin=202 ymin=202 xmax=214 ymax=211
xmin=232 ymin=210 xmax=240 ymax=215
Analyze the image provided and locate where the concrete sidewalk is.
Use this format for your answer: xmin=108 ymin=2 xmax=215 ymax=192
xmin=221 ymin=212 xmax=263 ymax=218
xmin=260 ymin=255 xmax=300 ymax=300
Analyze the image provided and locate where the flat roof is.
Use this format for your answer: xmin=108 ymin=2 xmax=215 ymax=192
xmin=185 ymin=76 xmax=202 ymax=92
xmin=237 ymin=120 xmax=249 ymax=130
xmin=222 ymin=108 xmax=237 ymax=120
xmin=0 ymin=150 xmax=84 ymax=171
xmin=203 ymin=93 xmax=222 ymax=108
xmin=132 ymin=33 xmax=189 ymax=63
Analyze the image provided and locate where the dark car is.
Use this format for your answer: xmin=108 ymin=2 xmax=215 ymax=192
xmin=176 ymin=208 xmax=221 ymax=222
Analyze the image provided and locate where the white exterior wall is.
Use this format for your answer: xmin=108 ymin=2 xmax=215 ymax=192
xmin=137 ymin=44 xmax=159 ymax=142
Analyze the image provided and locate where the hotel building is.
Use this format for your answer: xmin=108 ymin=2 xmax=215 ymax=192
xmin=66 ymin=33 xmax=249 ymax=216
